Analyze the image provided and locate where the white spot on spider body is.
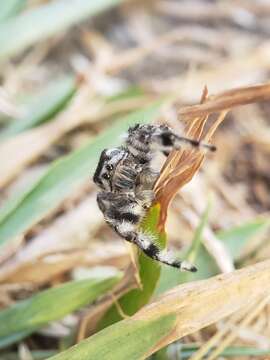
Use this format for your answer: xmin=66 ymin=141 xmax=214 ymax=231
xmin=118 ymin=221 xmax=136 ymax=234
xmin=129 ymin=203 xmax=145 ymax=217
xmin=128 ymin=146 xmax=139 ymax=157
xmin=180 ymin=260 xmax=197 ymax=272
xmin=158 ymin=250 xmax=175 ymax=264
xmin=137 ymin=232 xmax=152 ymax=249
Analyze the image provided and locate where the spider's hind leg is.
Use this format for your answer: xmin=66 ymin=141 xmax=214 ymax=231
xmin=124 ymin=231 xmax=197 ymax=272
xmin=137 ymin=233 xmax=197 ymax=271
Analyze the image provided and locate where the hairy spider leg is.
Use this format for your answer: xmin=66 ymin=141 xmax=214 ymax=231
xmin=97 ymin=191 xmax=197 ymax=272
xmin=118 ymin=226 xmax=197 ymax=272
xmin=126 ymin=124 xmax=216 ymax=164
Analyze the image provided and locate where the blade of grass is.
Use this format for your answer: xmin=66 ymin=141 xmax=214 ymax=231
xmin=0 ymin=101 xmax=163 ymax=247
xmin=49 ymin=313 xmax=177 ymax=360
xmin=0 ymin=1 xmax=26 ymax=22
xmin=0 ymin=272 xmax=122 ymax=339
xmin=160 ymin=344 xmax=270 ymax=359
xmin=218 ymin=218 xmax=270 ymax=260
xmin=47 ymin=260 xmax=270 ymax=360
xmin=0 ymin=75 xmax=77 ymax=140
xmin=0 ymin=0 xmax=128 ymax=60
xmin=0 ymin=331 xmax=32 ymax=350
xmin=1 ymin=350 xmax=57 ymax=360
xmin=155 ymin=200 xmax=211 ymax=295
xmin=197 ymin=217 xmax=270 ymax=277
xmin=191 ymin=217 xmax=270 ymax=280
xmin=0 ymin=168 xmax=47 ymax=223
xmin=107 ymin=86 xmax=145 ymax=103
xmin=214 ymin=346 xmax=270 ymax=357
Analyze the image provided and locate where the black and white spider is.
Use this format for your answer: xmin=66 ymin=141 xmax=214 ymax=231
xmin=93 ymin=124 xmax=215 ymax=271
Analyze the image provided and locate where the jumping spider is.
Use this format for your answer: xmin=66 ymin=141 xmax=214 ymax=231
xmin=93 ymin=124 xmax=216 ymax=271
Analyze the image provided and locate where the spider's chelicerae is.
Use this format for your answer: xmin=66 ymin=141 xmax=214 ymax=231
xmin=93 ymin=124 xmax=216 ymax=271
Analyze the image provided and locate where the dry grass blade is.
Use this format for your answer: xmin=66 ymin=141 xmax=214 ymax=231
xmin=189 ymin=296 xmax=270 ymax=360
xmin=0 ymin=244 xmax=128 ymax=285
xmin=207 ymin=296 xmax=270 ymax=360
xmin=179 ymin=83 xmax=270 ymax=119
xmin=138 ymin=260 xmax=270 ymax=357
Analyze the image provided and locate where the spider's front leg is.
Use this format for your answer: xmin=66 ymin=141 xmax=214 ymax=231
xmin=151 ymin=125 xmax=216 ymax=154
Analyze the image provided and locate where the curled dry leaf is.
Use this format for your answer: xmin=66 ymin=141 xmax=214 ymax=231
xmin=154 ymin=83 xmax=270 ymax=230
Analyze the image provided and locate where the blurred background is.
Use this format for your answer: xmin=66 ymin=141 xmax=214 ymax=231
xmin=0 ymin=0 xmax=270 ymax=359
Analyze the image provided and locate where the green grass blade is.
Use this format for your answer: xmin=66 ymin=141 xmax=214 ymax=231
xmin=0 ymin=273 xmax=122 ymax=339
xmin=0 ymin=1 xmax=26 ymax=22
xmin=188 ymin=217 xmax=270 ymax=281
xmin=0 ymin=169 xmax=46 ymax=223
xmin=185 ymin=200 xmax=211 ymax=264
xmin=1 ymin=350 xmax=56 ymax=360
xmin=0 ymin=331 xmax=32 ymax=350
xmin=0 ymin=75 xmax=77 ymax=140
xmin=218 ymin=218 xmax=270 ymax=260
xmin=0 ymin=0 xmax=127 ymax=60
xmin=0 ymin=101 xmax=163 ymax=247
xmin=48 ymin=313 xmax=177 ymax=360
xmin=155 ymin=201 xmax=211 ymax=297
xmin=167 ymin=344 xmax=270 ymax=359
xmin=99 ymin=204 xmax=166 ymax=328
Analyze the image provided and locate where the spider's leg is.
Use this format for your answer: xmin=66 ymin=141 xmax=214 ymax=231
xmin=119 ymin=229 xmax=197 ymax=272
xmin=98 ymin=192 xmax=196 ymax=271
xmin=113 ymin=164 xmax=138 ymax=192
xmin=152 ymin=127 xmax=216 ymax=153
xmin=97 ymin=191 xmax=144 ymax=234
xmin=135 ymin=187 xmax=155 ymax=209
xmin=125 ymin=124 xmax=216 ymax=165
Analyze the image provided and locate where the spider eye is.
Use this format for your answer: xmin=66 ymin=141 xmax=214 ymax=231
xmin=102 ymin=173 xmax=110 ymax=180
xmin=106 ymin=164 xmax=113 ymax=171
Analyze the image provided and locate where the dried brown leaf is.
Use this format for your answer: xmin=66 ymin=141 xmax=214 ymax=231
xmin=179 ymin=83 xmax=270 ymax=119
xmin=154 ymin=83 xmax=270 ymax=230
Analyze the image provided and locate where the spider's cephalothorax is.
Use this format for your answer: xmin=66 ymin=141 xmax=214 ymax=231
xmin=93 ymin=124 xmax=216 ymax=271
